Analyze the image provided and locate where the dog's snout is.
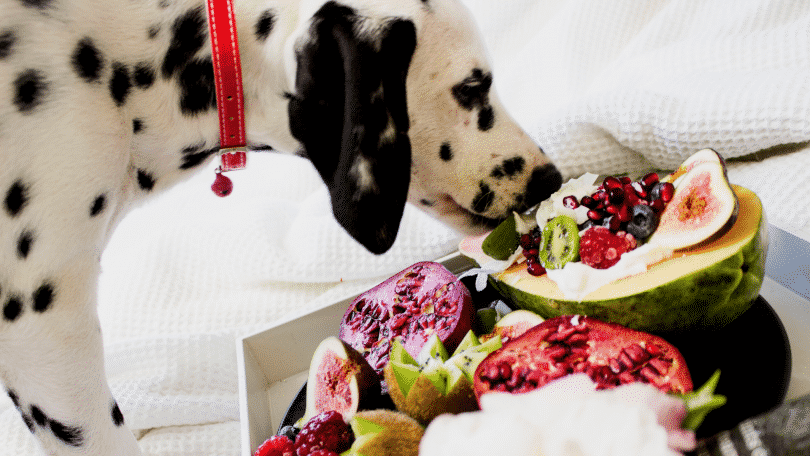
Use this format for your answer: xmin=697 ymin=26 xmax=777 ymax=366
xmin=521 ymin=163 xmax=563 ymax=209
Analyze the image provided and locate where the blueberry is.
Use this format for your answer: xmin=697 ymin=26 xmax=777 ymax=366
xmin=626 ymin=205 xmax=659 ymax=241
xmin=278 ymin=425 xmax=299 ymax=441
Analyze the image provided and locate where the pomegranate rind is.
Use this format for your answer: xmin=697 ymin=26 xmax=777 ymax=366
xmin=460 ymin=186 xmax=766 ymax=334
xmin=472 ymin=315 xmax=693 ymax=401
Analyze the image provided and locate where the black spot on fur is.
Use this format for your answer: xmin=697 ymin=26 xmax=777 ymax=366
xmin=90 ymin=194 xmax=106 ymax=217
xmin=478 ymin=105 xmax=494 ymax=131
xmin=7 ymin=390 xmax=20 ymax=408
xmin=162 ymin=6 xmax=207 ymax=79
xmin=3 ymin=296 xmax=22 ymax=322
xmin=179 ymin=142 xmax=217 ymax=169
xmin=21 ymin=413 xmax=35 ymax=432
xmin=471 ymin=182 xmax=494 ymax=214
xmin=159 ymin=0 xmax=170 ymax=8
xmin=249 ymin=144 xmax=273 ymax=151
xmin=111 ymin=402 xmax=124 ymax=426
xmin=14 ymin=69 xmax=48 ymax=113
xmin=109 ymin=62 xmax=131 ymax=106
xmin=452 ymin=69 xmax=495 ymax=131
xmin=32 ymin=282 xmax=54 ymax=312
xmin=178 ymin=58 xmax=216 ymax=115
xmin=72 ymin=37 xmax=103 ymax=83
xmin=5 ymin=180 xmax=29 ymax=217
xmin=30 ymin=405 xmax=46 ymax=426
xmin=17 ymin=230 xmax=34 ymax=259
xmin=0 ymin=30 xmax=15 ymax=59
xmin=133 ymin=63 xmax=155 ymax=89
xmin=148 ymin=24 xmax=161 ymax=39
xmin=136 ymin=169 xmax=155 ymax=191
xmin=50 ymin=419 xmax=84 ymax=447
xmin=133 ymin=118 xmax=144 ymax=133
xmin=21 ymin=0 xmax=52 ymax=9
xmin=497 ymin=157 xmax=525 ymax=177
xmin=439 ymin=142 xmax=453 ymax=161
xmin=255 ymin=10 xmax=276 ymax=41
xmin=452 ymin=68 xmax=492 ymax=110
xmin=419 ymin=198 xmax=434 ymax=207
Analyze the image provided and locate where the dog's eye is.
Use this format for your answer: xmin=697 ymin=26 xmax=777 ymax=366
xmin=451 ymin=68 xmax=492 ymax=110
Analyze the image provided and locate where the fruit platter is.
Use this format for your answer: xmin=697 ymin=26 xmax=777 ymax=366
xmin=237 ymin=150 xmax=792 ymax=456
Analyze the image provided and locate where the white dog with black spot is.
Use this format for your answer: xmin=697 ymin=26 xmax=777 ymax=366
xmin=0 ymin=0 xmax=561 ymax=453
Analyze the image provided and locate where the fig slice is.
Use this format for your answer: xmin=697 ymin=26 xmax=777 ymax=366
xmin=473 ymin=315 xmax=693 ymax=401
xmin=647 ymin=160 xmax=739 ymax=250
xmin=305 ymin=336 xmax=381 ymax=422
xmin=338 ymin=261 xmax=475 ymax=391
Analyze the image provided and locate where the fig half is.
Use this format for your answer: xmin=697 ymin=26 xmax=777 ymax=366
xmin=647 ymin=160 xmax=738 ymax=250
xmin=339 ymin=262 xmax=475 ymax=390
xmin=305 ymin=337 xmax=381 ymax=422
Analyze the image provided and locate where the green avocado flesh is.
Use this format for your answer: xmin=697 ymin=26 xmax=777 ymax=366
xmin=460 ymin=186 xmax=767 ymax=334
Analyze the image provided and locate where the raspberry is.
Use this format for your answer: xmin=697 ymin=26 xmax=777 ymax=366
xmin=308 ymin=451 xmax=339 ymax=456
xmin=294 ymin=411 xmax=353 ymax=456
xmin=579 ymin=227 xmax=637 ymax=269
xmin=254 ymin=435 xmax=295 ymax=456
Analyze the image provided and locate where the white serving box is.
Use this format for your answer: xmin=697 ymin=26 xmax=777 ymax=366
xmin=236 ymin=253 xmax=478 ymax=455
xmin=237 ymin=224 xmax=810 ymax=455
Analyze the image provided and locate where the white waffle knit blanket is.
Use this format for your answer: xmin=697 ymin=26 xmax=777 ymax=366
xmin=1 ymin=0 xmax=809 ymax=454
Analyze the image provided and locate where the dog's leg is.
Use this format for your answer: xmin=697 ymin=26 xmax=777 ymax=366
xmin=0 ymin=90 xmax=142 ymax=453
xmin=1 ymin=255 xmax=141 ymax=455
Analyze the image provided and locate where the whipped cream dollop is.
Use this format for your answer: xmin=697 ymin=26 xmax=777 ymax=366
xmin=419 ymin=375 xmax=695 ymax=456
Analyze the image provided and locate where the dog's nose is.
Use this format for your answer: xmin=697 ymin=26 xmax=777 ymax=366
xmin=521 ymin=163 xmax=563 ymax=210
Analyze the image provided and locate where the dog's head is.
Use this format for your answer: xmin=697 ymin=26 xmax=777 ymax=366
xmin=286 ymin=0 xmax=562 ymax=254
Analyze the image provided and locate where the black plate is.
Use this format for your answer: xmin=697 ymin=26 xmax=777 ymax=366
xmin=277 ymin=296 xmax=791 ymax=439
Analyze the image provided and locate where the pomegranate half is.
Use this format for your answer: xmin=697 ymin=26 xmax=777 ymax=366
xmin=473 ymin=315 xmax=693 ymax=400
xmin=339 ymin=261 xmax=475 ymax=387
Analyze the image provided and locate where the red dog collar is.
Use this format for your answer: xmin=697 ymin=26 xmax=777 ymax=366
xmin=206 ymin=0 xmax=247 ymax=197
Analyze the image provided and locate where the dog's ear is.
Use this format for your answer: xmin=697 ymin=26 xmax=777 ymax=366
xmin=287 ymin=3 xmax=417 ymax=254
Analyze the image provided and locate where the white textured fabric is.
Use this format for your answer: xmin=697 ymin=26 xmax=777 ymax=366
xmin=2 ymin=0 xmax=809 ymax=454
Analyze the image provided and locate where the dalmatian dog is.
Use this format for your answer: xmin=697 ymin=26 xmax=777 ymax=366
xmin=0 ymin=0 xmax=562 ymax=453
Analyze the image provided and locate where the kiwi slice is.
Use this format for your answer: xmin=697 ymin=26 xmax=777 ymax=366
xmin=538 ymin=215 xmax=580 ymax=269
xmin=481 ymin=213 xmax=520 ymax=260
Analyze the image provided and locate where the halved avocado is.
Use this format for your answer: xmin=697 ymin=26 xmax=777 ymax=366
xmin=459 ymin=186 xmax=767 ymax=334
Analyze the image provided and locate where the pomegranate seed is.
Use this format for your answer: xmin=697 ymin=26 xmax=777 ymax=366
xmin=618 ymin=204 xmax=632 ymax=222
xmin=631 ymin=182 xmax=648 ymax=199
xmin=648 ymin=357 xmax=672 ymax=375
xmin=593 ymin=190 xmax=607 ymax=201
xmin=608 ymin=216 xmax=622 ymax=232
xmin=603 ymin=176 xmax=622 ymax=190
xmin=519 ymin=233 xmax=534 ymax=250
xmin=580 ymin=195 xmax=596 ymax=209
xmin=605 ymin=204 xmax=620 ymax=215
xmin=619 ymin=176 xmax=632 ymax=185
xmin=608 ymin=187 xmax=625 ymax=204
xmin=608 ymin=358 xmax=623 ymax=374
xmin=659 ymin=182 xmax=675 ymax=202
xmin=639 ymin=366 xmax=660 ymax=382
xmin=526 ymin=258 xmax=546 ymax=276
xmin=650 ymin=199 xmax=666 ymax=213
xmin=641 ymin=172 xmax=659 ymax=189
xmin=562 ymin=195 xmax=579 ymax=209
xmin=645 ymin=344 xmax=663 ymax=357
xmin=587 ymin=210 xmax=603 ymax=221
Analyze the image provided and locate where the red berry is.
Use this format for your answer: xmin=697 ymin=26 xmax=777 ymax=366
xmin=579 ymin=227 xmax=637 ymax=269
xmin=255 ymin=435 xmax=295 ymax=456
xmin=309 ymin=451 xmax=339 ymax=456
xmin=294 ymin=411 xmax=353 ymax=456
xmin=562 ymin=195 xmax=579 ymax=209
